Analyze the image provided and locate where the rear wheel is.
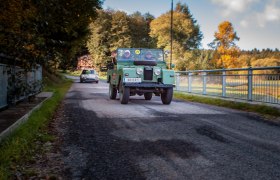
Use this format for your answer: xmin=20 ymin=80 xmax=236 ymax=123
xmin=144 ymin=92 xmax=153 ymax=100
xmin=161 ymin=88 xmax=173 ymax=105
xmin=119 ymin=86 xmax=130 ymax=104
xmin=109 ymin=83 xmax=117 ymax=99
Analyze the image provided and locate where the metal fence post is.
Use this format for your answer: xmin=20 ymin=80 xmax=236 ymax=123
xmin=188 ymin=72 xmax=192 ymax=93
xmin=0 ymin=64 xmax=8 ymax=109
xmin=222 ymin=70 xmax=226 ymax=97
xmin=248 ymin=67 xmax=253 ymax=101
xmin=202 ymin=72 xmax=207 ymax=95
xmin=175 ymin=73 xmax=180 ymax=91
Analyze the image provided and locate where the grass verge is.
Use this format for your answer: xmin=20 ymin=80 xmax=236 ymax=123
xmin=174 ymin=92 xmax=280 ymax=117
xmin=0 ymin=74 xmax=72 ymax=179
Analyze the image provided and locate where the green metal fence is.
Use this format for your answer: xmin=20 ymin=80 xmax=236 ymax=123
xmin=175 ymin=67 xmax=280 ymax=104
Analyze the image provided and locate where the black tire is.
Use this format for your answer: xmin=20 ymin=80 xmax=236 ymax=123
xmin=96 ymin=81 xmax=99 ymax=84
xmin=120 ymin=86 xmax=130 ymax=104
xmin=109 ymin=83 xmax=117 ymax=99
xmin=161 ymin=88 xmax=173 ymax=105
xmin=144 ymin=92 xmax=153 ymax=100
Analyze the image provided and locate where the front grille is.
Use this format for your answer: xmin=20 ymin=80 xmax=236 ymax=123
xmin=144 ymin=67 xmax=153 ymax=80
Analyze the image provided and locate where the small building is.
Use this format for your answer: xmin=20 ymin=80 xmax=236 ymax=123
xmin=77 ymin=55 xmax=93 ymax=70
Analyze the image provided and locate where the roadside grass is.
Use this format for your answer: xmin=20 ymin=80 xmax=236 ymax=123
xmin=0 ymin=73 xmax=72 ymax=179
xmin=174 ymin=92 xmax=280 ymax=117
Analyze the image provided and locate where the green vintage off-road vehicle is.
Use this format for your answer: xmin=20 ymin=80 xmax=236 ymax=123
xmin=107 ymin=48 xmax=175 ymax=104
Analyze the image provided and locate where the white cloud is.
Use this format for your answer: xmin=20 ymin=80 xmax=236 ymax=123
xmin=212 ymin=0 xmax=280 ymax=27
xmin=263 ymin=3 xmax=280 ymax=21
xmin=240 ymin=20 xmax=249 ymax=27
xmin=211 ymin=0 xmax=258 ymax=16
xmin=254 ymin=1 xmax=280 ymax=27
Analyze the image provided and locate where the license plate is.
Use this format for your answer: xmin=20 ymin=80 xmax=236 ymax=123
xmin=124 ymin=78 xmax=141 ymax=83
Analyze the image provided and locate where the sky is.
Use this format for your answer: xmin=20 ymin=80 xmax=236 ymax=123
xmin=102 ymin=0 xmax=280 ymax=50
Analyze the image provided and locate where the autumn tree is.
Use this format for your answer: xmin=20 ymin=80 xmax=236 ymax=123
xmin=150 ymin=2 xmax=202 ymax=50
xmin=0 ymin=0 xmax=38 ymax=68
xmin=150 ymin=2 xmax=202 ymax=70
xmin=87 ymin=10 xmax=157 ymax=68
xmin=0 ymin=0 xmax=102 ymax=70
xmin=209 ymin=21 xmax=240 ymax=68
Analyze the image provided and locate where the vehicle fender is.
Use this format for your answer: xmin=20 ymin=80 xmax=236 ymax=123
xmin=108 ymin=70 xmax=118 ymax=85
xmin=162 ymin=69 xmax=175 ymax=85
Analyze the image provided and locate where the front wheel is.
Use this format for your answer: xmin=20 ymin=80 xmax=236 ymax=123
xmin=144 ymin=93 xmax=153 ymax=100
xmin=109 ymin=83 xmax=117 ymax=99
xmin=120 ymin=86 xmax=130 ymax=104
xmin=161 ymin=88 xmax=173 ymax=105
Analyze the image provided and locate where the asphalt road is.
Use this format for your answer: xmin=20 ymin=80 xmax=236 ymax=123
xmin=59 ymin=78 xmax=280 ymax=180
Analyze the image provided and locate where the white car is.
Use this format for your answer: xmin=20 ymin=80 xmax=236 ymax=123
xmin=80 ymin=69 xmax=99 ymax=83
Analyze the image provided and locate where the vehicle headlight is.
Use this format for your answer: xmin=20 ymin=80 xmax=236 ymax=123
xmin=136 ymin=68 xmax=143 ymax=75
xmin=154 ymin=69 xmax=161 ymax=76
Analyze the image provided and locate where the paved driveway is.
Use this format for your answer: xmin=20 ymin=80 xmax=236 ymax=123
xmin=59 ymin=79 xmax=280 ymax=179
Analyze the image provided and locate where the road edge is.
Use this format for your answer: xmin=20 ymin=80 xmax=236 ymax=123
xmin=0 ymin=92 xmax=53 ymax=142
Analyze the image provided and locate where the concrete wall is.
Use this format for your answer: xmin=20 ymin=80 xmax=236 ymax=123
xmin=0 ymin=64 xmax=42 ymax=107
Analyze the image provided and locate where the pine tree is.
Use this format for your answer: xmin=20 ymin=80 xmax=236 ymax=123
xmin=175 ymin=2 xmax=203 ymax=50
xmin=129 ymin=12 xmax=156 ymax=48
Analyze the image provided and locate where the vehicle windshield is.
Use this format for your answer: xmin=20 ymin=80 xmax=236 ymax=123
xmin=117 ymin=48 xmax=164 ymax=61
xmin=82 ymin=70 xmax=95 ymax=74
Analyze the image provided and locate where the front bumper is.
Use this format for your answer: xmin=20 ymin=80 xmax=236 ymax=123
xmin=124 ymin=83 xmax=174 ymax=88
xmin=81 ymin=78 xmax=98 ymax=82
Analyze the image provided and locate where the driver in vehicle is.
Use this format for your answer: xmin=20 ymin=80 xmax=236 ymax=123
xmin=111 ymin=50 xmax=117 ymax=64
xmin=144 ymin=51 xmax=154 ymax=60
xmin=122 ymin=50 xmax=131 ymax=59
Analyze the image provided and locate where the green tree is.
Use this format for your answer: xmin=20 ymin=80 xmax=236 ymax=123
xmin=175 ymin=2 xmax=203 ymax=50
xmin=150 ymin=2 xmax=202 ymax=50
xmin=87 ymin=9 xmax=156 ymax=68
xmin=129 ymin=12 xmax=156 ymax=48
xmin=110 ymin=11 xmax=132 ymax=50
xmin=87 ymin=10 xmax=113 ymax=68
